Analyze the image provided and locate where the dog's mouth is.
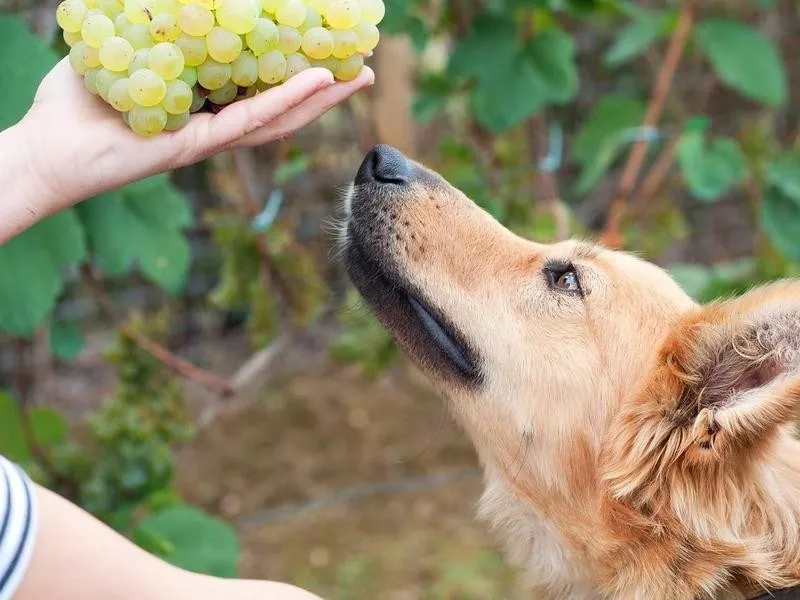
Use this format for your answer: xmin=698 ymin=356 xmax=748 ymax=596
xmin=345 ymin=228 xmax=481 ymax=386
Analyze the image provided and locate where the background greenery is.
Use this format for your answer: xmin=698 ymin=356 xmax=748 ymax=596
xmin=1 ymin=0 xmax=799 ymax=597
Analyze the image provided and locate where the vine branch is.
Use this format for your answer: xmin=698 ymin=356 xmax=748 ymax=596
xmin=600 ymin=0 xmax=699 ymax=248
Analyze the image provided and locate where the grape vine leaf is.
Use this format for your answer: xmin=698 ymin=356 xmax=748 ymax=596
xmin=76 ymin=175 xmax=194 ymax=294
xmin=133 ymin=506 xmax=240 ymax=577
xmin=572 ymin=93 xmax=646 ymax=166
xmin=677 ymin=129 xmax=747 ymax=202
xmin=604 ymin=12 xmax=664 ymax=67
xmin=0 ymin=210 xmax=87 ymax=335
xmin=0 ymin=391 xmax=69 ymax=463
xmin=50 ymin=319 xmax=86 ymax=361
xmin=761 ymin=186 xmax=800 ymax=262
xmin=766 ymin=151 xmax=800 ymax=202
xmin=695 ymin=19 xmax=787 ymax=107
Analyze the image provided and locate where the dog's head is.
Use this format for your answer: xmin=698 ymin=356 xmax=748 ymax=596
xmin=342 ymin=145 xmax=800 ymax=528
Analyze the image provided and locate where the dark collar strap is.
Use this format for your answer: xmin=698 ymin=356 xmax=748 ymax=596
xmin=750 ymin=586 xmax=800 ymax=599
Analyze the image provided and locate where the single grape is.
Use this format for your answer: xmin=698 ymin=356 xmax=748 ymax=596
xmin=190 ymin=87 xmax=206 ymax=112
xmin=275 ymin=0 xmax=305 ymax=28
xmin=95 ymin=68 xmax=126 ymax=100
xmin=163 ymin=79 xmax=193 ymax=114
xmin=165 ymin=110 xmax=190 ymax=131
xmin=207 ymin=80 xmax=238 ymax=105
xmin=244 ymin=17 xmax=278 ymax=55
xmin=277 ymin=24 xmax=301 ymax=54
xmin=108 ymin=77 xmax=135 ymax=111
xmin=128 ymin=105 xmax=168 ymax=136
xmin=261 ymin=0 xmax=284 ymax=13
xmin=330 ymin=28 xmax=356 ymax=58
xmin=100 ymin=36 xmax=135 ymax=72
xmin=231 ymin=50 xmax=258 ymax=86
xmin=334 ymin=52 xmax=362 ymax=80
xmin=81 ymin=14 xmax=115 ymax=48
xmin=206 ymin=26 xmax=242 ymax=63
xmin=63 ymin=29 xmax=83 ymax=47
xmin=152 ymin=0 xmax=180 ymax=15
xmin=255 ymin=79 xmax=270 ymax=92
xmin=178 ymin=65 xmax=197 ymax=86
xmin=128 ymin=48 xmax=150 ymax=73
xmin=84 ymin=68 xmax=101 ymax=94
xmin=325 ymin=0 xmax=360 ymax=29
xmin=359 ymin=0 xmax=384 ymax=25
xmin=149 ymin=42 xmax=184 ymax=79
xmin=256 ymin=49 xmax=285 ymax=83
xmin=114 ymin=13 xmax=132 ymax=33
xmin=305 ymin=0 xmax=328 ymax=13
xmin=352 ymin=21 xmax=378 ymax=53
xmin=197 ymin=58 xmax=232 ymax=89
xmin=242 ymin=85 xmax=258 ymax=98
xmin=69 ymin=42 xmax=92 ymax=74
xmin=128 ymin=68 xmax=167 ymax=105
xmin=80 ymin=42 xmax=102 ymax=68
xmin=310 ymin=56 xmax=337 ymax=71
xmin=177 ymin=4 xmax=214 ymax=36
xmin=175 ymin=34 xmax=207 ymax=66
xmin=149 ymin=13 xmax=180 ymax=41
xmin=283 ymin=52 xmax=310 ymax=80
xmin=123 ymin=23 xmax=155 ymax=49
xmin=215 ymin=0 xmax=259 ymax=35
xmin=298 ymin=8 xmax=321 ymax=33
xmin=99 ymin=0 xmax=123 ymax=17
xmin=301 ymin=26 xmax=333 ymax=59
xmin=123 ymin=0 xmax=152 ymax=24
xmin=56 ymin=0 xmax=88 ymax=33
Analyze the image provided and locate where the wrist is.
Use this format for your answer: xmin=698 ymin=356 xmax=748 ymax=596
xmin=0 ymin=118 xmax=64 ymax=241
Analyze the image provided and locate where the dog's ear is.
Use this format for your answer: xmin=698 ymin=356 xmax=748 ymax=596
xmin=603 ymin=282 xmax=800 ymax=502
xmin=661 ymin=281 xmax=800 ymax=456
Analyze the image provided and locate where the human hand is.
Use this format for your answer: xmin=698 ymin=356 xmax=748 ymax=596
xmin=14 ymin=57 xmax=373 ymax=214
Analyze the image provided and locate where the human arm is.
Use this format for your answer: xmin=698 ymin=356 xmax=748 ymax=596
xmin=8 ymin=468 xmax=321 ymax=600
xmin=0 ymin=57 xmax=374 ymax=244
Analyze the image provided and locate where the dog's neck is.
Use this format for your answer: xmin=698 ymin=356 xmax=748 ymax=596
xmin=474 ymin=430 xmax=800 ymax=600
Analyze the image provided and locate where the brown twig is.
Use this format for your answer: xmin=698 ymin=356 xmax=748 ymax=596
xmin=80 ymin=265 xmax=235 ymax=397
xmin=600 ymin=0 xmax=698 ymax=248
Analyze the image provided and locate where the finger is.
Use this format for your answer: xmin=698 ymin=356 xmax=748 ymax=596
xmin=230 ymin=67 xmax=375 ymax=149
xmin=174 ymin=68 xmax=335 ymax=162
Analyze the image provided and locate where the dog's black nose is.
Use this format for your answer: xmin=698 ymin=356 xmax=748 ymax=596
xmin=355 ymin=145 xmax=411 ymax=185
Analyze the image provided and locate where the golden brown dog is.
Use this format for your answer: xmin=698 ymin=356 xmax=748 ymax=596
xmin=341 ymin=145 xmax=800 ymax=600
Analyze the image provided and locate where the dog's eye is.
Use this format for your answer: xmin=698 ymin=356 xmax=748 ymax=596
xmin=544 ymin=262 xmax=582 ymax=295
xmin=555 ymin=271 xmax=580 ymax=292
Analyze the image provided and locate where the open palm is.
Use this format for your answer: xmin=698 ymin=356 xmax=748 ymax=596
xmin=23 ymin=57 xmax=374 ymax=211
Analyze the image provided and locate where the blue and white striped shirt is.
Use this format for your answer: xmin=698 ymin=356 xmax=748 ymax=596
xmin=0 ymin=456 xmax=37 ymax=600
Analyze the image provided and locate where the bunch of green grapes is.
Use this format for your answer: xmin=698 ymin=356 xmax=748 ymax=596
xmin=56 ymin=0 xmax=384 ymax=136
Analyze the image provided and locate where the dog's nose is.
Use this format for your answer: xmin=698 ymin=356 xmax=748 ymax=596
xmin=355 ymin=145 xmax=411 ymax=186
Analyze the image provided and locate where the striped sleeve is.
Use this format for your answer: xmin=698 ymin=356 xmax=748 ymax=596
xmin=0 ymin=456 xmax=37 ymax=600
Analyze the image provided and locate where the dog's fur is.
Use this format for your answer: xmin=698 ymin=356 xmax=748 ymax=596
xmin=341 ymin=146 xmax=800 ymax=600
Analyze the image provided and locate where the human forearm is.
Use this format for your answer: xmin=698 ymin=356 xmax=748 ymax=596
xmin=0 ymin=120 xmax=61 ymax=244
xmin=14 ymin=484 xmax=323 ymax=600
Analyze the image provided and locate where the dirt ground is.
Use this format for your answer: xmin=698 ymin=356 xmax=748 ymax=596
xmin=176 ymin=359 xmax=527 ymax=599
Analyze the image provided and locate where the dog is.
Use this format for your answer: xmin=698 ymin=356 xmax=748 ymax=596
xmin=340 ymin=145 xmax=800 ymax=600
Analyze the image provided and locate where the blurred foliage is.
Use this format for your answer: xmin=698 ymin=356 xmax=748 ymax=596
xmin=2 ymin=0 xmax=800 ymax=589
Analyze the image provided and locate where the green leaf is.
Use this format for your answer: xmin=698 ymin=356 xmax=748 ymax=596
xmin=572 ymin=93 xmax=645 ymax=166
xmin=604 ymin=13 xmax=663 ymax=67
xmin=133 ymin=506 xmax=240 ymax=577
xmin=76 ymin=175 xmax=193 ymax=294
xmin=668 ymin=264 xmax=711 ymax=299
xmin=695 ymin=19 xmax=787 ymax=106
xmin=50 ymin=319 xmax=85 ymax=361
xmin=574 ymin=130 xmax=629 ymax=195
xmin=677 ymin=130 xmax=748 ymax=202
xmin=448 ymin=14 xmax=517 ymax=84
xmin=273 ymin=154 xmax=310 ymax=186
xmin=413 ymin=73 xmax=455 ymax=124
xmin=0 ymin=15 xmax=59 ymax=130
xmin=0 ymin=210 xmax=87 ymax=335
xmin=766 ymin=151 xmax=800 ymax=201
xmin=471 ymin=57 xmax=546 ymax=132
xmin=29 ymin=407 xmax=68 ymax=448
xmin=0 ymin=392 xmax=30 ymax=463
xmin=523 ymin=28 xmax=578 ymax=105
xmin=761 ymin=186 xmax=800 ymax=261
